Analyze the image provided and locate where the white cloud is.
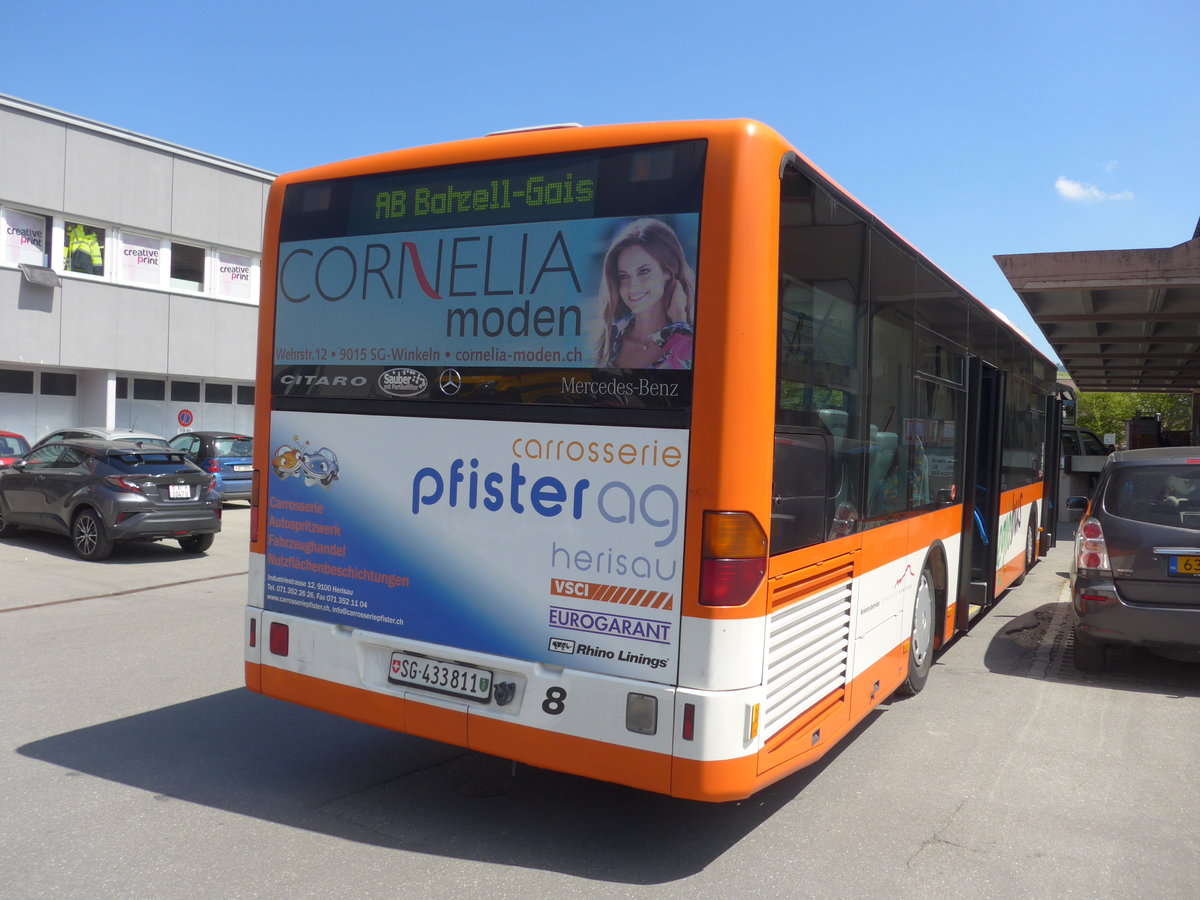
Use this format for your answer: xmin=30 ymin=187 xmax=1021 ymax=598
xmin=1103 ymin=160 xmax=1118 ymax=174
xmin=1055 ymin=176 xmax=1134 ymax=203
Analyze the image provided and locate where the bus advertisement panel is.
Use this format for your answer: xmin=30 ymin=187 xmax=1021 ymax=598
xmin=271 ymin=141 xmax=704 ymax=410
xmin=264 ymin=412 xmax=687 ymax=682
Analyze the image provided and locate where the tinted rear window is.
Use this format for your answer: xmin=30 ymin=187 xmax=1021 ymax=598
xmin=106 ymin=451 xmax=197 ymax=473
xmin=1105 ymin=465 xmax=1200 ymax=529
xmin=212 ymin=437 xmax=253 ymax=457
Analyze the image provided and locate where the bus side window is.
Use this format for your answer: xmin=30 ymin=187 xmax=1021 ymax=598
xmin=770 ymin=431 xmax=834 ymax=554
xmin=867 ymin=430 xmax=901 ymax=515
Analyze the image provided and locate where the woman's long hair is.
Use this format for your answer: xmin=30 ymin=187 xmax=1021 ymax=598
xmin=594 ymin=218 xmax=695 ymax=366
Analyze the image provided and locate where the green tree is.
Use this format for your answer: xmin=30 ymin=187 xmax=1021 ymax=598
xmin=1076 ymin=391 xmax=1192 ymax=445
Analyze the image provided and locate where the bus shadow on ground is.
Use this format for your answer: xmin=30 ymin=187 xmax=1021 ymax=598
xmin=18 ymin=689 xmax=877 ymax=883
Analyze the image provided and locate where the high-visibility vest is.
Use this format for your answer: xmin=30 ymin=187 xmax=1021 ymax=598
xmin=65 ymin=224 xmax=103 ymax=269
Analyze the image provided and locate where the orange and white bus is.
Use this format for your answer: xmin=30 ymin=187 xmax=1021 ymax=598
xmin=244 ymin=120 xmax=1059 ymax=801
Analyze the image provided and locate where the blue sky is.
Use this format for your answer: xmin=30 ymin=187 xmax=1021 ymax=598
xmin=4 ymin=0 xmax=1197 ymax=364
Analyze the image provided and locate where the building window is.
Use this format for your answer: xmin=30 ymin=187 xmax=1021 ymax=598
xmin=215 ymin=250 xmax=254 ymax=301
xmin=134 ymin=378 xmax=165 ymax=401
xmin=40 ymin=372 xmax=78 ymax=396
xmin=171 ymin=380 xmax=201 ymax=402
xmin=237 ymin=385 xmax=255 ymax=405
xmin=116 ymin=377 xmax=129 ymax=399
xmin=0 ymin=369 xmax=35 ymax=393
xmin=118 ymin=232 xmax=163 ymax=287
xmin=64 ymin=221 xmax=106 ymax=275
xmin=2 ymin=208 xmax=52 ymax=266
xmin=170 ymin=242 xmax=205 ymax=291
xmin=205 ymin=383 xmax=233 ymax=404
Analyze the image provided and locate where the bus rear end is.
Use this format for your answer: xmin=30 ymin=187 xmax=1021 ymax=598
xmin=244 ymin=122 xmax=783 ymax=800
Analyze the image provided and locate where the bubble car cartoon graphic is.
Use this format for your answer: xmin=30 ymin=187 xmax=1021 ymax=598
xmin=271 ymin=436 xmax=340 ymax=489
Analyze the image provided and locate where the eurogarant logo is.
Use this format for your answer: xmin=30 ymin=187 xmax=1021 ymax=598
xmin=548 ymin=606 xmax=671 ymax=645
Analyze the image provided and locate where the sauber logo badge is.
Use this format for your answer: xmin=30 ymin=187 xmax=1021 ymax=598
xmin=378 ymin=367 xmax=428 ymax=398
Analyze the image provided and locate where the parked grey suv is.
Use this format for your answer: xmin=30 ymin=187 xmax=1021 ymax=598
xmin=0 ymin=439 xmax=221 ymax=560
xmin=1067 ymin=446 xmax=1200 ymax=671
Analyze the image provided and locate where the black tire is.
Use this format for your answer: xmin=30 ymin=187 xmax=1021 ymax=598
xmin=1072 ymin=625 xmax=1109 ymax=672
xmin=1011 ymin=512 xmax=1037 ymax=587
xmin=72 ymin=508 xmax=114 ymax=560
xmin=0 ymin=501 xmax=18 ymax=537
xmin=178 ymin=533 xmax=215 ymax=554
xmin=897 ymin=566 xmax=936 ymax=695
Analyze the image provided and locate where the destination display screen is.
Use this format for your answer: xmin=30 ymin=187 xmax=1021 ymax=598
xmin=273 ymin=140 xmax=705 ymax=411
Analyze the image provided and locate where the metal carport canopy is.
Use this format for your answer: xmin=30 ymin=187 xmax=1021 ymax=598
xmin=994 ymin=221 xmax=1200 ymax=393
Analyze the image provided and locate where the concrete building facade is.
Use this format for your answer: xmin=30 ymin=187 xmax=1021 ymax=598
xmin=0 ymin=95 xmax=275 ymax=443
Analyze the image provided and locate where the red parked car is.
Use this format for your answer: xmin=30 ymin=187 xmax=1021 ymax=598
xmin=0 ymin=431 xmax=31 ymax=467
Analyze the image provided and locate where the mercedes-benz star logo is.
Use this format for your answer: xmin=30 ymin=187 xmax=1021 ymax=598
xmin=438 ymin=368 xmax=462 ymax=396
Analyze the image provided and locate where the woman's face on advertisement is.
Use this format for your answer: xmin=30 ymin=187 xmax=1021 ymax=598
xmin=616 ymin=245 xmax=671 ymax=315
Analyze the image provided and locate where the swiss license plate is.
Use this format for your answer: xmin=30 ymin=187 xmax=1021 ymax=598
xmin=168 ymin=484 xmax=191 ymax=499
xmin=232 ymin=465 xmax=252 ymax=472
xmin=1168 ymin=555 xmax=1200 ymax=575
xmin=388 ymin=652 xmax=493 ymax=701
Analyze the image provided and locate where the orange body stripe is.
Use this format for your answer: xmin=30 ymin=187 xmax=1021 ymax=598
xmin=248 ymin=633 xmax=915 ymax=802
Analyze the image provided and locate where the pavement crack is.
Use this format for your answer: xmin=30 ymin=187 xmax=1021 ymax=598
xmin=906 ymin=798 xmax=986 ymax=869
xmin=0 ymin=570 xmax=248 ymax=613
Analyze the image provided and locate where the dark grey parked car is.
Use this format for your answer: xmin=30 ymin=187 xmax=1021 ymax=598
xmin=1068 ymin=446 xmax=1200 ymax=671
xmin=0 ymin=439 xmax=222 ymax=560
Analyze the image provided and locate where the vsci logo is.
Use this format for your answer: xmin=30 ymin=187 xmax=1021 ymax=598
xmin=379 ymin=367 xmax=428 ymax=398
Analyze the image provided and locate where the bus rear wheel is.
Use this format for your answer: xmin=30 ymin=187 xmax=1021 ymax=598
xmin=897 ymin=566 xmax=935 ymax=695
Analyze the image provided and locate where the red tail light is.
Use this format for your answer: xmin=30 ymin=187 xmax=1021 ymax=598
xmin=105 ymin=475 xmax=148 ymax=493
xmin=698 ymin=511 xmax=767 ymax=607
xmin=269 ymin=622 xmax=289 ymax=656
xmin=206 ymin=460 xmax=221 ymax=473
xmin=1076 ymin=516 xmax=1110 ymax=571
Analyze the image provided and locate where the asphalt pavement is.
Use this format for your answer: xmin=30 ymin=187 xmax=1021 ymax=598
xmin=2 ymin=509 xmax=1198 ymax=898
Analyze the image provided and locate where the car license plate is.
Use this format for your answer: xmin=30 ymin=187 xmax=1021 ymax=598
xmin=232 ymin=465 xmax=252 ymax=472
xmin=388 ymin=652 xmax=493 ymax=702
xmin=1168 ymin=555 xmax=1200 ymax=575
xmin=168 ymin=484 xmax=191 ymax=499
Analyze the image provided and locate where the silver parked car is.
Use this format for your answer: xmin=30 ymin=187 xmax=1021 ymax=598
xmin=0 ymin=439 xmax=221 ymax=560
xmin=1068 ymin=446 xmax=1200 ymax=670
xmin=32 ymin=426 xmax=170 ymax=451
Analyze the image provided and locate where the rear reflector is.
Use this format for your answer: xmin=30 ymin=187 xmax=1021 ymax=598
xmin=269 ymin=622 xmax=289 ymax=656
xmin=682 ymin=702 xmax=696 ymax=741
xmin=249 ymin=618 xmax=257 ymax=648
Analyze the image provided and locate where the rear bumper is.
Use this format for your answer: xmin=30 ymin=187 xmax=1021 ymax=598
xmin=1071 ymin=571 xmax=1200 ymax=649
xmin=110 ymin=508 xmax=221 ymax=541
